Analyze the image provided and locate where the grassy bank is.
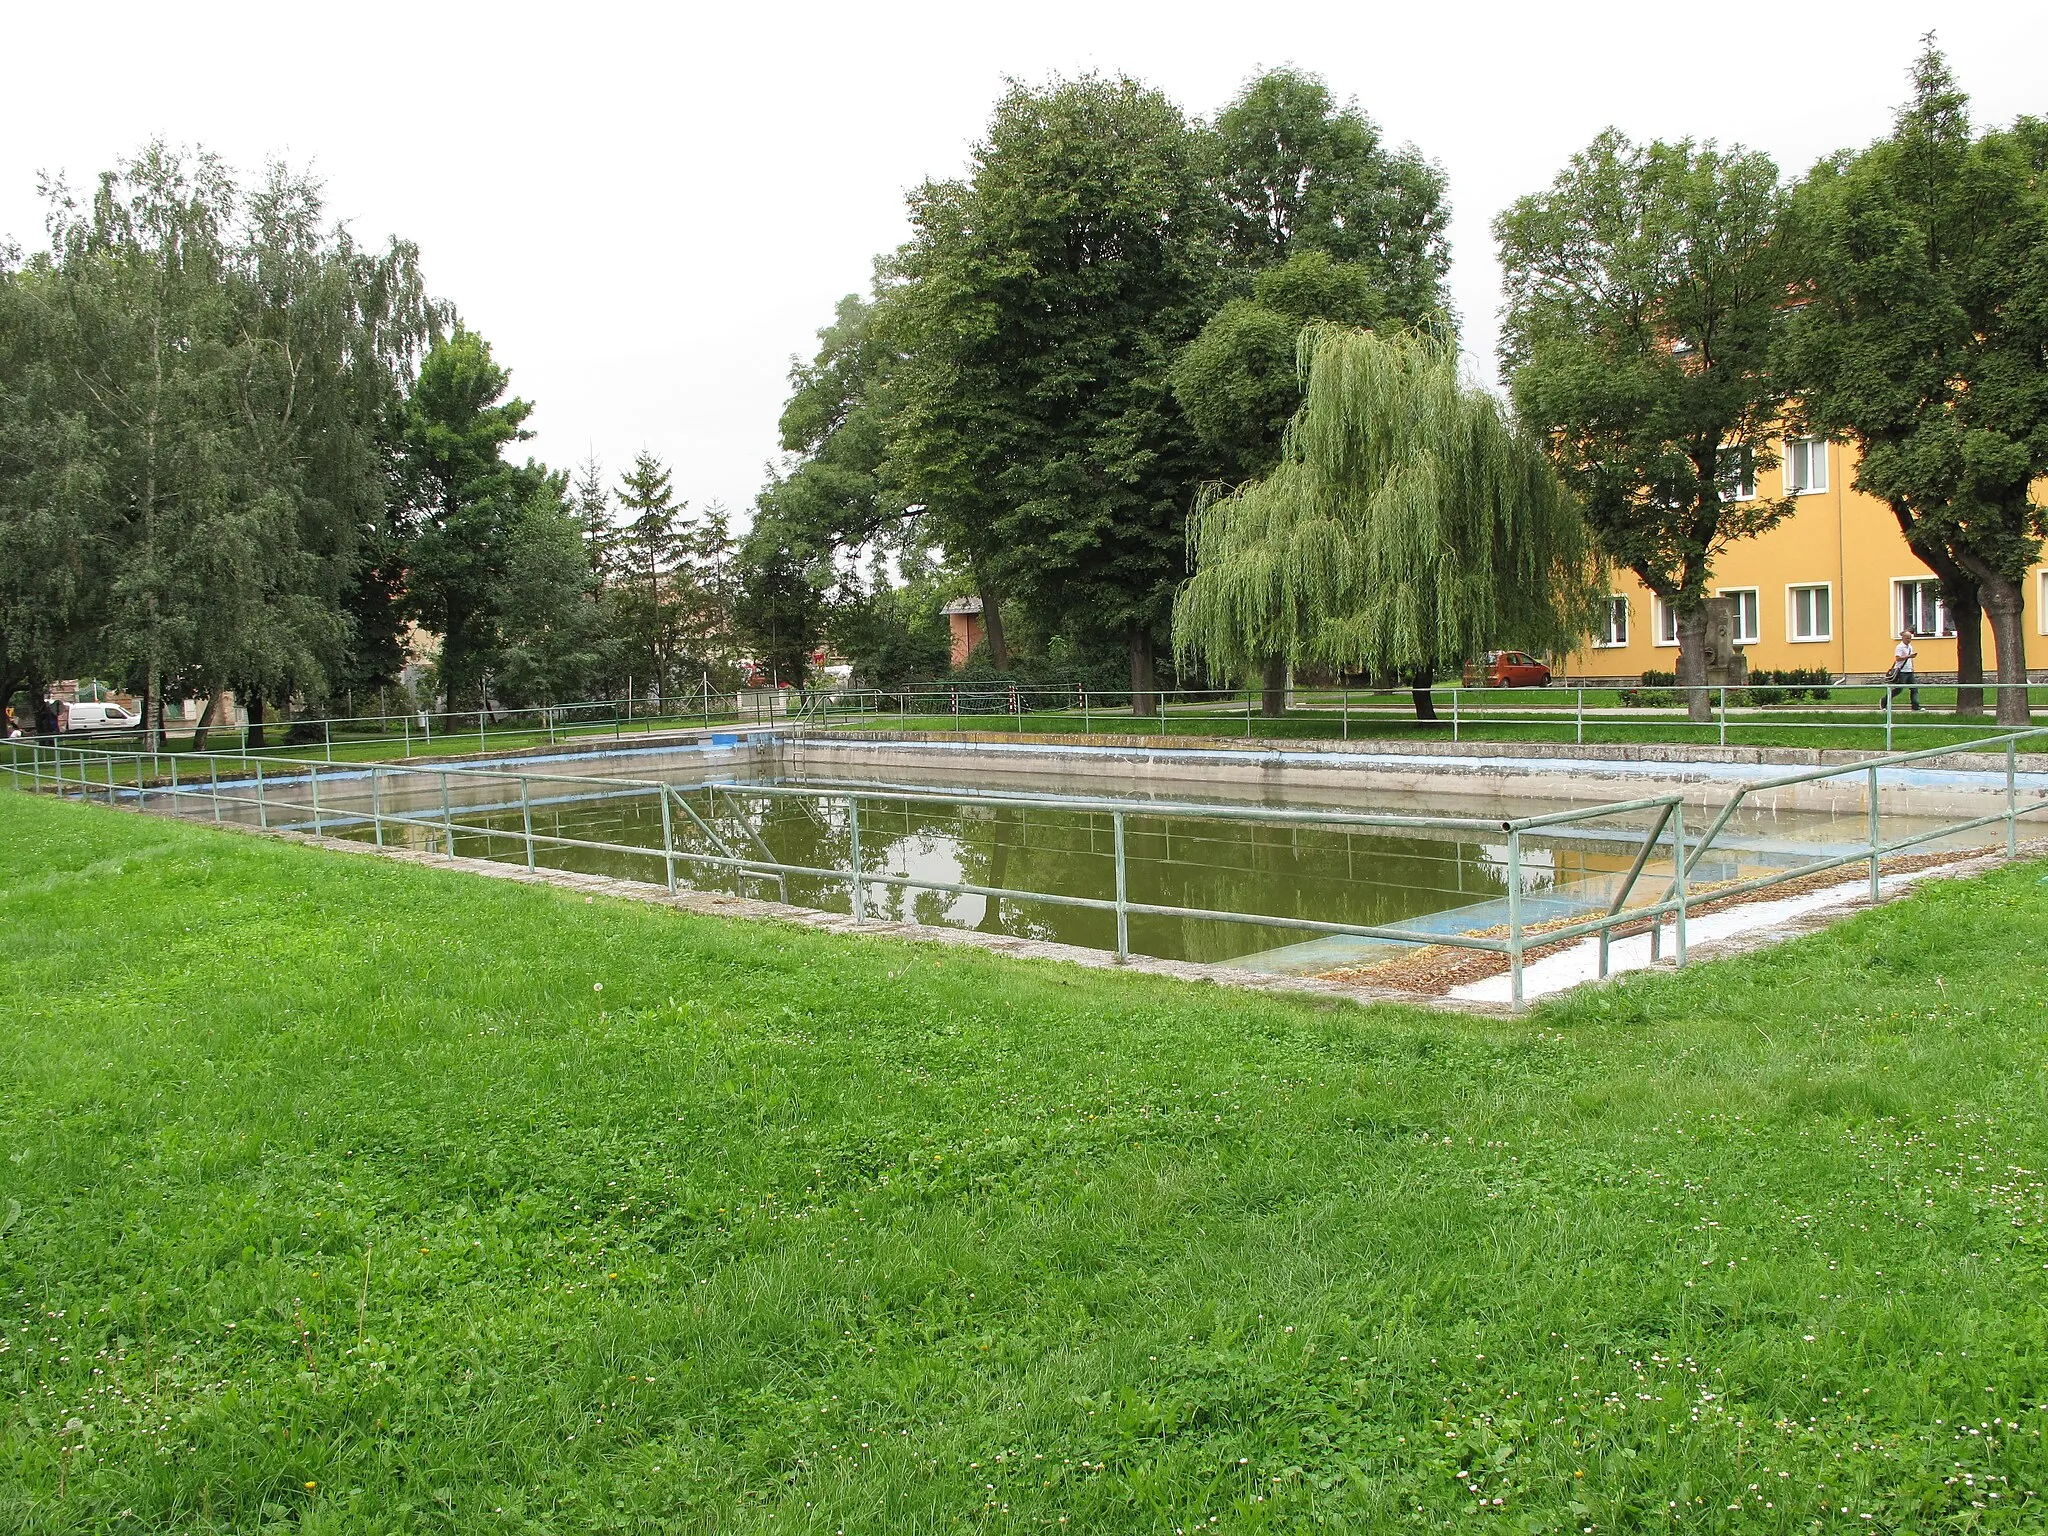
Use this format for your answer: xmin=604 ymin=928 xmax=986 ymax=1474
xmin=2 ymin=793 xmax=2046 ymax=1532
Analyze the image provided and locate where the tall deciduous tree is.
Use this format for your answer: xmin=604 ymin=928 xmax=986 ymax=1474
xmin=1497 ymin=132 xmax=1797 ymax=721
xmin=1786 ymin=43 xmax=2048 ymax=725
xmin=394 ymin=327 xmax=535 ymax=707
xmin=890 ymin=75 xmax=1220 ymax=711
xmin=1174 ymin=325 xmax=1599 ymax=720
xmin=1208 ymin=66 xmax=1450 ymax=320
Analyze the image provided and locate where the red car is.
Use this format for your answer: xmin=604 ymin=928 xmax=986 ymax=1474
xmin=1466 ymin=651 xmax=1553 ymax=688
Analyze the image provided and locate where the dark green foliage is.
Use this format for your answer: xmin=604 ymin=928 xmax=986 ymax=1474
xmin=392 ymin=327 xmax=546 ymax=705
xmin=1208 ymin=66 xmax=1449 ymax=318
xmin=890 ymin=76 xmax=1221 ymax=683
xmin=1621 ymin=666 xmax=1835 ymax=706
xmin=1170 ymin=251 xmax=1391 ymax=481
xmin=1497 ymin=133 xmax=1798 ymax=719
xmin=1784 ymin=42 xmax=2048 ymax=724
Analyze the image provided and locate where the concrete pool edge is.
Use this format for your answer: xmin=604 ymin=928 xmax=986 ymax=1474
xmin=127 ymin=801 xmax=2048 ymax=1019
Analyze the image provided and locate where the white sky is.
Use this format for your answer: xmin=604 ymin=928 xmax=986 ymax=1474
xmin=6 ymin=1 xmax=2042 ymax=531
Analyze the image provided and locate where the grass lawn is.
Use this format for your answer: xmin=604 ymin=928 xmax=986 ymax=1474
xmin=818 ymin=708 xmax=2042 ymax=757
xmin=3 ymin=793 xmax=2047 ymax=1532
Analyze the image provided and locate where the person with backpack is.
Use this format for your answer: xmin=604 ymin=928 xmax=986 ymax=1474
xmin=1888 ymin=628 xmax=1921 ymax=712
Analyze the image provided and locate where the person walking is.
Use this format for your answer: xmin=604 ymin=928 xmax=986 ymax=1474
xmin=1888 ymin=628 xmax=1921 ymax=712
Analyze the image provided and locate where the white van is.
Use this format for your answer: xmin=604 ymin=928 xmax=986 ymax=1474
xmin=63 ymin=701 xmax=141 ymax=733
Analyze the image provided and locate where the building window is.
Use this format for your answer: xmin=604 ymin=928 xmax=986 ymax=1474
xmin=1721 ymin=588 xmax=1760 ymax=644
xmin=1718 ymin=445 xmax=1755 ymax=502
xmin=1655 ymin=598 xmax=1680 ymax=646
xmin=1789 ymin=583 xmax=1832 ymax=642
xmin=1896 ymin=578 xmax=1954 ymax=638
xmin=1785 ymin=437 xmax=1828 ymax=495
xmin=1595 ymin=596 xmax=1629 ymax=647
xmin=2040 ymin=570 xmax=2048 ymax=635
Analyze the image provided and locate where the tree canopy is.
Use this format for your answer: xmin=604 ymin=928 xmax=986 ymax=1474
xmin=1174 ymin=325 xmax=1600 ymax=716
xmin=1785 ymin=42 xmax=2048 ymax=724
xmin=1496 ymin=131 xmax=1796 ymax=719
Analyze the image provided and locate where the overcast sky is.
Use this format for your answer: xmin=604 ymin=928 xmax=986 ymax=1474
xmin=5 ymin=1 xmax=2042 ymax=529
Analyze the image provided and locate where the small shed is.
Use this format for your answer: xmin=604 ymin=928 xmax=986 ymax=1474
xmin=940 ymin=595 xmax=985 ymax=668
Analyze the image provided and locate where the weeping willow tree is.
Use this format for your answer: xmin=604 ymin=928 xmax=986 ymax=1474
xmin=1173 ymin=324 xmax=1600 ymax=719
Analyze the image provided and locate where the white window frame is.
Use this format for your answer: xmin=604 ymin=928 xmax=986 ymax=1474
xmin=1787 ymin=582 xmax=1833 ymax=643
xmin=1653 ymin=597 xmax=1680 ymax=647
xmin=2039 ymin=570 xmax=2048 ymax=635
xmin=1594 ymin=595 xmax=1630 ymax=648
xmin=1892 ymin=577 xmax=1954 ymax=639
xmin=1719 ymin=587 xmax=1760 ymax=645
xmin=1718 ymin=445 xmax=1755 ymax=503
xmin=1785 ymin=436 xmax=1829 ymax=495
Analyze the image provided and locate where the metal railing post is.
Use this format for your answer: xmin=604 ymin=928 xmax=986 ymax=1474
xmin=310 ymin=764 xmax=323 ymax=836
xmin=1507 ymin=827 xmax=1525 ymax=1009
xmin=210 ymin=758 xmax=222 ymax=823
xmin=1452 ymin=687 xmax=1460 ymax=743
xmin=371 ymin=766 xmax=384 ymax=848
xmin=659 ymin=785 xmax=676 ymax=892
xmin=516 ymin=774 xmax=532 ymax=872
xmin=168 ymin=755 xmax=178 ymax=815
xmin=1884 ymin=687 xmax=1894 ymax=753
xmin=847 ymin=794 xmax=866 ymax=921
xmin=2009 ymin=739 xmax=2020 ymax=859
xmin=1577 ymin=687 xmax=1584 ymax=746
xmin=1717 ymin=686 xmax=1727 ymax=748
xmin=1867 ymin=763 xmax=1882 ymax=902
xmin=1672 ymin=801 xmax=1688 ymax=969
xmin=441 ymin=770 xmax=455 ymax=859
xmin=403 ymin=714 xmax=411 ymax=758
xmin=1113 ymin=810 xmax=1130 ymax=962
xmin=325 ymin=719 xmax=333 ymax=763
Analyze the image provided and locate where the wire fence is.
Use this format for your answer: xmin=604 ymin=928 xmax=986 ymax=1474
xmin=9 ymin=725 xmax=2044 ymax=1008
xmin=794 ymin=679 xmax=2046 ymax=752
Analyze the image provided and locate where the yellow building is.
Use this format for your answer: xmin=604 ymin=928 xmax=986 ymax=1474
xmin=1560 ymin=436 xmax=2048 ymax=682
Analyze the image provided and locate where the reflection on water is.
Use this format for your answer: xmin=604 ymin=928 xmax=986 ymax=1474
xmin=357 ymin=786 xmax=1529 ymax=966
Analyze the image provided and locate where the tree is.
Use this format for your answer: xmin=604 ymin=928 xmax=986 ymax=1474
xmin=1173 ymin=325 xmax=1600 ymax=720
xmin=0 ymin=251 xmax=99 ymax=723
xmin=571 ymin=456 xmax=619 ymax=589
xmin=890 ymin=76 xmax=1221 ymax=711
xmin=394 ymin=327 xmax=535 ymax=708
xmin=1171 ymin=251 xmax=1388 ymax=482
xmin=613 ymin=451 xmax=693 ymax=696
xmin=732 ymin=511 xmax=828 ymax=685
xmin=1208 ymin=66 xmax=1450 ymax=319
xmin=1786 ymin=42 xmax=2048 ymax=725
xmin=1497 ymin=132 xmax=1797 ymax=720
xmin=495 ymin=478 xmax=608 ymax=705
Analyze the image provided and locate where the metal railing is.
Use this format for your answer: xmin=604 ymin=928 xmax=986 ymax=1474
xmin=9 ymin=726 xmax=2045 ymax=1008
xmin=11 ymin=684 xmax=795 ymax=765
xmin=793 ymin=678 xmax=2044 ymax=752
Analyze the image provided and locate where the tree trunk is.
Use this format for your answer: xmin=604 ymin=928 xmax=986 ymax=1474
xmin=142 ymin=662 xmax=160 ymax=753
xmin=246 ymin=691 xmax=267 ymax=750
xmin=1968 ymin=566 xmax=2032 ymax=727
xmin=1260 ymin=656 xmax=1288 ymax=718
xmin=979 ymin=588 xmax=1009 ymax=672
xmin=1945 ymin=583 xmax=1985 ymax=717
xmin=1410 ymin=666 xmax=1439 ymax=721
xmin=192 ymin=689 xmax=230 ymax=752
xmin=1128 ymin=626 xmax=1157 ymax=720
xmin=1889 ymin=504 xmax=1985 ymax=715
xmin=1676 ymin=605 xmax=1712 ymax=723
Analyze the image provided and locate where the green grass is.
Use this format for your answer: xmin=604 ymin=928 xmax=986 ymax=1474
xmin=3 ymin=793 xmax=2048 ymax=1532
xmin=823 ymin=707 xmax=2040 ymax=755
